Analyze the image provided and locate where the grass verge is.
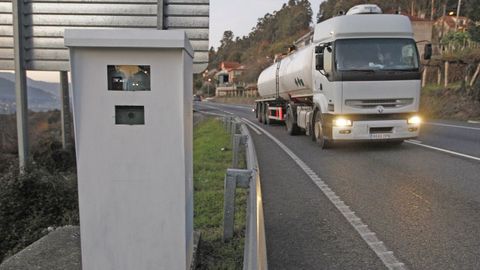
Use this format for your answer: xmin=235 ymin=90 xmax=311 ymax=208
xmin=420 ymin=82 xmax=480 ymax=121
xmin=194 ymin=117 xmax=247 ymax=270
xmin=422 ymin=82 xmax=462 ymax=94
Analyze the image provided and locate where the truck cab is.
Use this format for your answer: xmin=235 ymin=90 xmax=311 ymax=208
xmin=256 ymin=4 xmax=426 ymax=148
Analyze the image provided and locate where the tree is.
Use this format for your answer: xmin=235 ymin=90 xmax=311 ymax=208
xmin=465 ymin=0 xmax=480 ymax=21
xmin=315 ymin=0 xmax=462 ymax=20
xmin=208 ymin=1 xmax=313 ymax=83
xmin=220 ymin=30 xmax=234 ymax=49
xmin=317 ymin=1 xmax=334 ymax=22
xmin=469 ymin=25 xmax=480 ymax=43
xmin=441 ymin=31 xmax=472 ymax=51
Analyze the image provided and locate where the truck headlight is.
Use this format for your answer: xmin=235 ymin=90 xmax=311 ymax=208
xmin=333 ymin=118 xmax=352 ymax=127
xmin=408 ymin=116 xmax=421 ymax=125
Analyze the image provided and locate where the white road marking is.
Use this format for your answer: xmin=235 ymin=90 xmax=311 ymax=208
xmin=200 ymin=104 xmax=234 ymax=115
xmin=405 ymin=140 xmax=480 ymax=162
xmin=409 ymin=190 xmax=431 ymax=205
xmin=196 ymin=111 xmax=228 ymax=117
xmin=424 ymin=122 xmax=480 ymax=131
xmin=407 ymin=139 xmax=422 ymax=144
xmin=243 ymin=121 xmax=262 ymax=135
xmin=197 ymin=105 xmax=262 ymax=135
xmin=242 ymin=117 xmax=407 ymax=270
xmin=467 ymin=120 xmax=480 ymax=124
xmin=215 ymin=103 xmax=253 ymax=110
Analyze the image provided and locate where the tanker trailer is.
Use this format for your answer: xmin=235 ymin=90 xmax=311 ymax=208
xmin=255 ymin=4 xmax=429 ymax=148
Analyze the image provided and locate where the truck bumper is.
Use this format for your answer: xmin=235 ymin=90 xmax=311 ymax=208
xmin=331 ymin=120 xmax=419 ymax=141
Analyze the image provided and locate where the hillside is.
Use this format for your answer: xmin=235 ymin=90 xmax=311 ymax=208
xmin=0 ymin=73 xmax=60 ymax=113
xmin=420 ymin=82 xmax=480 ymax=121
xmin=317 ymin=0 xmax=479 ymax=22
xmin=207 ymin=0 xmax=480 ymax=85
xmin=208 ymin=0 xmax=313 ymax=84
xmin=0 ymin=73 xmax=60 ymax=97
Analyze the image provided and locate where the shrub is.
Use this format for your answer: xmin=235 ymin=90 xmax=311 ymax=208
xmin=0 ymin=163 xmax=79 ymax=262
xmin=31 ymin=138 xmax=76 ymax=173
xmin=0 ymin=154 xmax=16 ymax=174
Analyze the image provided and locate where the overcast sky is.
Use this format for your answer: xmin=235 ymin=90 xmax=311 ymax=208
xmin=209 ymin=0 xmax=323 ymax=49
xmin=22 ymin=0 xmax=323 ymax=82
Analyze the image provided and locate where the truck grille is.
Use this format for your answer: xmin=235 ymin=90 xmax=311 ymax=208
xmin=345 ymin=98 xmax=413 ymax=109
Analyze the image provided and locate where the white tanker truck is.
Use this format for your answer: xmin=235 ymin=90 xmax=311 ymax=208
xmin=255 ymin=4 xmax=431 ymax=148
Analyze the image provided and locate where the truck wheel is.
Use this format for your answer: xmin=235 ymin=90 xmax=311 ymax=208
xmin=263 ymin=104 xmax=268 ymax=125
xmin=258 ymin=103 xmax=263 ymax=123
xmin=285 ymin=107 xmax=300 ymax=135
xmin=388 ymin=140 xmax=404 ymax=146
xmin=313 ymin=112 xmax=330 ymax=149
xmin=265 ymin=104 xmax=271 ymax=125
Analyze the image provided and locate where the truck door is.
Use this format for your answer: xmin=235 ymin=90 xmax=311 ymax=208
xmin=313 ymin=44 xmax=334 ymax=114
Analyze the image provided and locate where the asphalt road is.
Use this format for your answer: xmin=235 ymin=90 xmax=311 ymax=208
xmin=195 ymin=101 xmax=480 ymax=270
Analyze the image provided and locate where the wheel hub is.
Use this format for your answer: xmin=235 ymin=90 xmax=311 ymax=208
xmin=315 ymin=122 xmax=321 ymax=140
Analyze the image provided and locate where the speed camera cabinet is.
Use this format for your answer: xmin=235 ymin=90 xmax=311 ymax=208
xmin=65 ymin=29 xmax=194 ymax=270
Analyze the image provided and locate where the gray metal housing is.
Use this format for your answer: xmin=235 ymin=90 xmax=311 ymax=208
xmin=0 ymin=0 xmax=209 ymax=73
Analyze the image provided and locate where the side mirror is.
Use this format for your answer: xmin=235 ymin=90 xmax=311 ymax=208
xmin=424 ymin=44 xmax=432 ymax=60
xmin=316 ymin=53 xmax=324 ymax=71
xmin=315 ymin=45 xmax=324 ymax=54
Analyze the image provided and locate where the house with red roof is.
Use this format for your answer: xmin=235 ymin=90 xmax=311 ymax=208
xmin=215 ymin=61 xmax=249 ymax=96
xmin=434 ymin=15 xmax=471 ymax=39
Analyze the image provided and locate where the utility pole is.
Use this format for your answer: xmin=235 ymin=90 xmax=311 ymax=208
xmin=454 ymin=0 xmax=461 ymax=30
xmin=431 ymin=0 xmax=435 ymax=20
xmin=207 ymin=83 xmax=210 ymax=97
xmin=440 ymin=3 xmax=447 ymax=50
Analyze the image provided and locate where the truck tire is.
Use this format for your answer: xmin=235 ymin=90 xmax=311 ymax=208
xmin=258 ymin=103 xmax=263 ymax=123
xmin=262 ymin=103 xmax=268 ymax=125
xmin=313 ymin=111 xmax=330 ymax=149
xmin=285 ymin=106 xmax=300 ymax=135
xmin=388 ymin=140 xmax=404 ymax=146
xmin=265 ymin=104 xmax=271 ymax=125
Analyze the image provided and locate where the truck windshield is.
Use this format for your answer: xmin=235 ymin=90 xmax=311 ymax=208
xmin=335 ymin=39 xmax=419 ymax=71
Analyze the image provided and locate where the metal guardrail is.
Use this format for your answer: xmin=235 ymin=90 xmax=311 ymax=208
xmin=222 ymin=116 xmax=268 ymax=270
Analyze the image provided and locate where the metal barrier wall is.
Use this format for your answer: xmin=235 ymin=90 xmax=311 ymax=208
xmin=0 ymin=0 xmax=210 ymax=72
xmin=223 ymin=116 xmax=268 ymax=270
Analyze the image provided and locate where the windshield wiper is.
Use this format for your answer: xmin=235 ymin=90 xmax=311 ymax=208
xmin=381 ymin=68 xmax=418 ymax=72
xmin=343 ymin=69 xmax=376 ymax=72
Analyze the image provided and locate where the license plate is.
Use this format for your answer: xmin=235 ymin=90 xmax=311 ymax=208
xmin=370 ymin=133 xmax=391 ymax=139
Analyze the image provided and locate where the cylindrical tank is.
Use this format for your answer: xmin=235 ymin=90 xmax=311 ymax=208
xmin=257 ymin=44 xmax=314 ymax=99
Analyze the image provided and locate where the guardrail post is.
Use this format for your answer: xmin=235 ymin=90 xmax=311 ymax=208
xmin=235 ymin=121 xmax=241 ymax=134
xmin=230 ymin=121 xmax=235 ymax=135
xmin=232 ymin=135 xmax=240 ymax=169
xmin=224 ymin=116 xmax=232 ymax=131
xmin=232 ymin=134 xmax=247 ymax=169
xmin=223 ymin=171 xmax=236 ymax=241
xmin=226 ymin=117 xmax=232 ymax=133
xmin=231 ymin=121 xmax=239 ymax=135
xmin=223 ymin=169 xmax=251 ymax=242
